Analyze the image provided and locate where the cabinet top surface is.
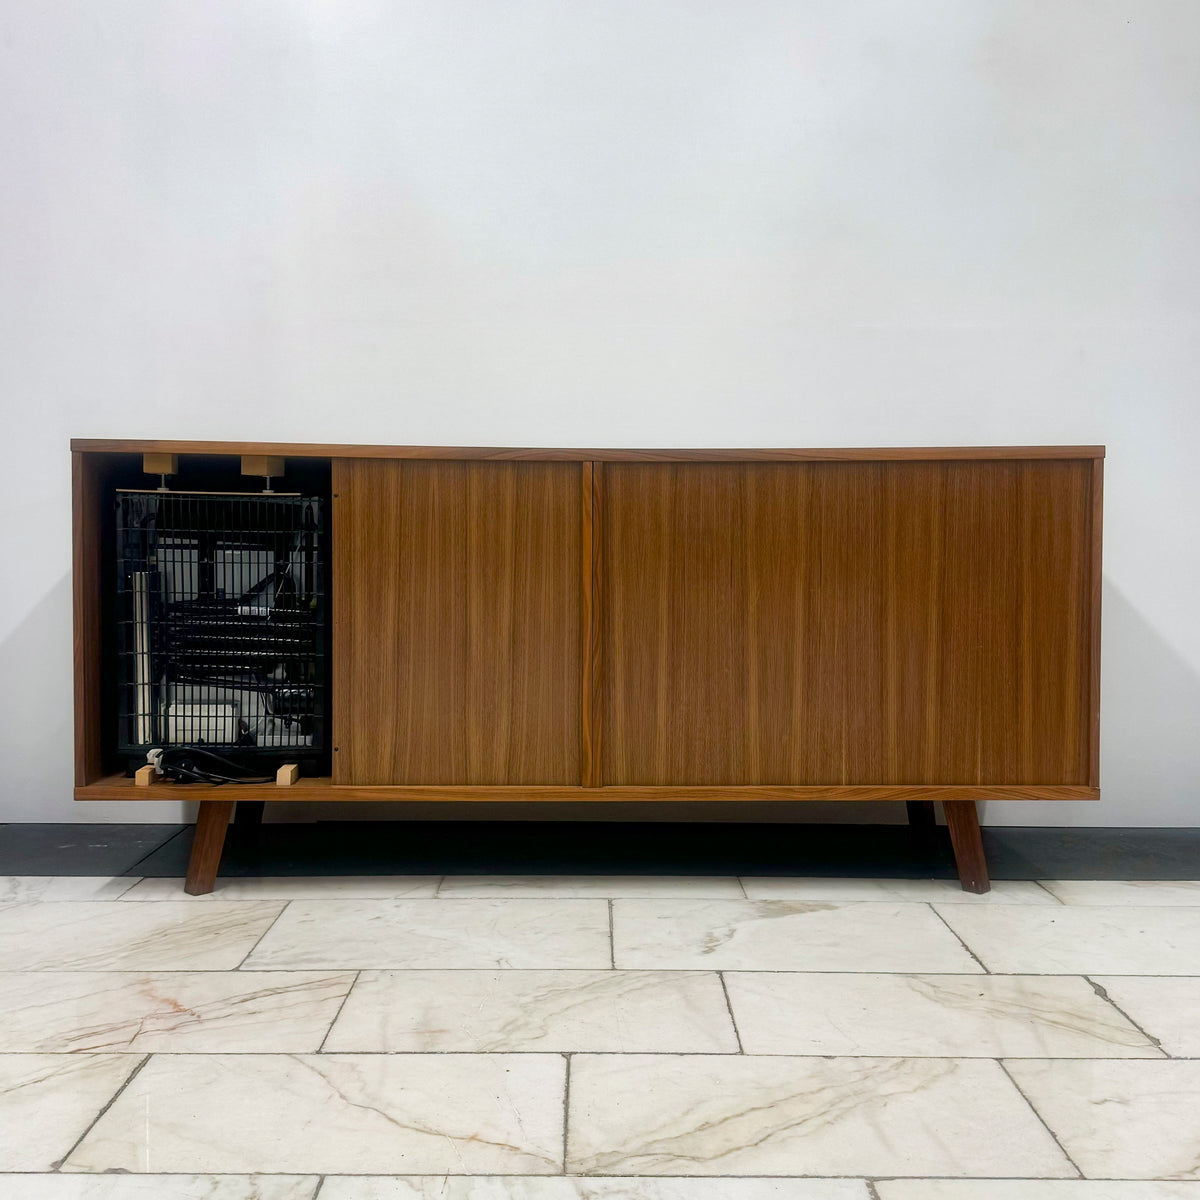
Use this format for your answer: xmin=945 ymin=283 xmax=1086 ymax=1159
xmin=72 ymin=440 xmax=1105 ymax=462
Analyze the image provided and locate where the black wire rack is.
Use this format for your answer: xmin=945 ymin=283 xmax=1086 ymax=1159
xmin=115 ymin=490 xmax=325 ymax=771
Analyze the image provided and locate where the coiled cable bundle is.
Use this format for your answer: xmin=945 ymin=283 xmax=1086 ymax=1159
xmin=153 ymin=746 xmax=275 ymax=785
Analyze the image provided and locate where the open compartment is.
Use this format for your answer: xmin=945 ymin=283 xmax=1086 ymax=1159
xmin=73 ymin=449 xmax=332 ymax=787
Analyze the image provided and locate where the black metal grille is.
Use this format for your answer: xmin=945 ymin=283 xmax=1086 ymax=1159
xmin=115 ymin=490 xmax=325 ymax=766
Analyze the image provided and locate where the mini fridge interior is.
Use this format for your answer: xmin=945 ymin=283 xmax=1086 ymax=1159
xmin=113 ymin=479 xmax=326 ymax=781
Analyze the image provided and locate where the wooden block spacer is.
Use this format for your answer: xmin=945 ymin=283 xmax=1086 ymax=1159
xmin=276 ymin=763 xmax=299 ymax=786
xmin=134 ymin=764 xmax=156 ymax=788
xmin=143 ymin=453 xmax=177 ymax=476
xmin=242 ymin=455 xmax=285 ymax=478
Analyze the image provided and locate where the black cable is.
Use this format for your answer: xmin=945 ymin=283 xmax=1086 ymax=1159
xmin=156 ymin=746 xmax=275 ymax=786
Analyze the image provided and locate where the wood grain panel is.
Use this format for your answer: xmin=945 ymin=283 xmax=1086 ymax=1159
xmin=790 ymin=463 xmax=888 ymax=784
xmin=581 ymin=463 xmax=604 ymax=786
xmin=602 ymin=459 xmax=1094 ymax=787
xmin=465 ymin=462 xmax=582 ymax=783
xmin=334 ymin=458 xmax=468 ymax=784
xmin=884 ymin=462 xmax=945 ymax=785
xmin=1020 ymin=457 xmax=1091 ymax=784
xmin=76 ymin=775 xmax=1099 ymax=802
xmin=602 ymin=463 xmax=748 ymax=785
xmin=333 ymin=459 xmax=580 ymax=785
xmin=936 ymin=460 xmax=1021 ymax=784
xmin=1089 ymin=457 xmax=1104 ymax=787
xmin=72 ymin=450 xmax=104 ymax=786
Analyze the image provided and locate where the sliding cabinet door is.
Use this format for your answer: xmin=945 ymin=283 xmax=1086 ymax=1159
xmin=600 ymin=459 xmax=1095 ymax=787
xmin=333 ymin=459 xmax=581 ymax=784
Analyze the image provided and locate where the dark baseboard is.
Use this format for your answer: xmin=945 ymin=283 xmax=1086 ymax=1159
xmin=2 ymin=821 xmax=1199 ymax=881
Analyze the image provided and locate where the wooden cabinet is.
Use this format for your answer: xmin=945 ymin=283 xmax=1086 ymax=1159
xmin=71 ymin=442 xmax=1104 ymax=894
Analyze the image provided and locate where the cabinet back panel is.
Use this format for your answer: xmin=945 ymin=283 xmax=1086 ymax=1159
xmin=600 ymin=459 xmax=1093 ymax=786
xmin=333 ymin=459 xmax=581 ymax=785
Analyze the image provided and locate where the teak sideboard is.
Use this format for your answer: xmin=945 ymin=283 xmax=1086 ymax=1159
xmin=72 ymin=441 xmax=1104 ymax=894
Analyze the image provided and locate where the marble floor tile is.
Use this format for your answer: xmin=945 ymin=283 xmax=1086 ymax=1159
xmin=1005 ymin=1058 xmax=1200 ymax=1180
xmin=740 ymin=878 xmax=1056 ymax=904
xmin=437 ymin=877 xmax=744 ymax=899
xmin=64 ymin=1053 xmax=565 ymax=1175
xmin=876 ymin=1183 xmax=1200 ymax=1198
xmin=323 ymin=969 xmax=738 ymax=1053
xmin=1039 ymin=880 xmax=1200 ymax=907
xmin=934 ymin=905 xmax=1200 ymax=974
xmin=724 ymin=972 xmax=1160 ymax=1057
xmin=121 ymin=876 xmax=441 ymax=900
xmin=0 ymin=1053 xmax=141 ymax=1170
xmin=0 ymin=876 xmax=141 ymax=904
xmin=0 ymin=970 xmax=355 ymax=1052
xmin=612 ymin=900 xmax=983 ymax=972
xmin=0 ymin=901 xmax=285 ymax=971
xmin=243 ymin=899 xmax=611 ymax=970
xmin=567 ymin=1054 xmax=1073 ymax=1177
xmin=320 ymin=1178 xmax=869 ymax=1199
xmin=1092 ymin=975 xmax=1200 ymax=1055
xmin=0 ymin=1178 xmax=319 ymax=1199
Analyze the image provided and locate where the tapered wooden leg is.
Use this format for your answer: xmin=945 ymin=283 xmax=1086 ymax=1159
xmin=905 ymin=800 xmax=937 ymax=831
xmin=184 ymin=800 xmax=235 ymax=895
xmin=943 ymin=800 xmax=990 ymax=893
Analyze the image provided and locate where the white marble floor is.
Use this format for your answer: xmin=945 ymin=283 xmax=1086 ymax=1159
xmin=2 ymin=874 xmax=1200 ymax=1199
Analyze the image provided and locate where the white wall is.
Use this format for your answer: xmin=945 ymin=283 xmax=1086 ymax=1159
xmin=1 ymin=0 xmax=1197 ymax=826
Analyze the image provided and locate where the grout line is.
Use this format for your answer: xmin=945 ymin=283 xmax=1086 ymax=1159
xmin=234 ymin=900 xmax=292 ymax=970
xmin=607 ymin=899 xmax=615 ymax=968
xmin=561 ymin=1053 xmax=572 ymax=1174
xmin=718 ymin=971 xmax=745 ymax=1053
xmin=312 ymin=1175 xmax=326 ymax=1199
xmin=1085 ymin=976 xmax=1169 ymax=1056
xmin=317 ymin=969 xmax=362 ymax=1053
xmin=865 ymin=1182 xmax=882 ymax=1200
xmin=433 ymin=876 xmax=446 ymax=896
xmin=119 ymin=827 xmax=190 ymax=877
xmin=107 ymin=877 xmax=145 ymax=900
xmin=928 ymin=904 xmax=991 ymax=973
xmin=51 ymin=1052 xmax=152 ymax=1171
xmin=1032 ymin=880 xmax=1066 ymax=904
xmin=996 ymin=1057 xmax=1084 ymax=1178
xmin=736 ymin=877 xmax=750 ymax=899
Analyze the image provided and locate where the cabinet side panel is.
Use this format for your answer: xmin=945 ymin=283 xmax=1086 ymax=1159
xmin=1089 ymin=457 xmax=1103 ymax=787
xmin=335 ymin=458 xmax=580 ymax=785
xmin=73 ymin=451 xmax=104 ymax=786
